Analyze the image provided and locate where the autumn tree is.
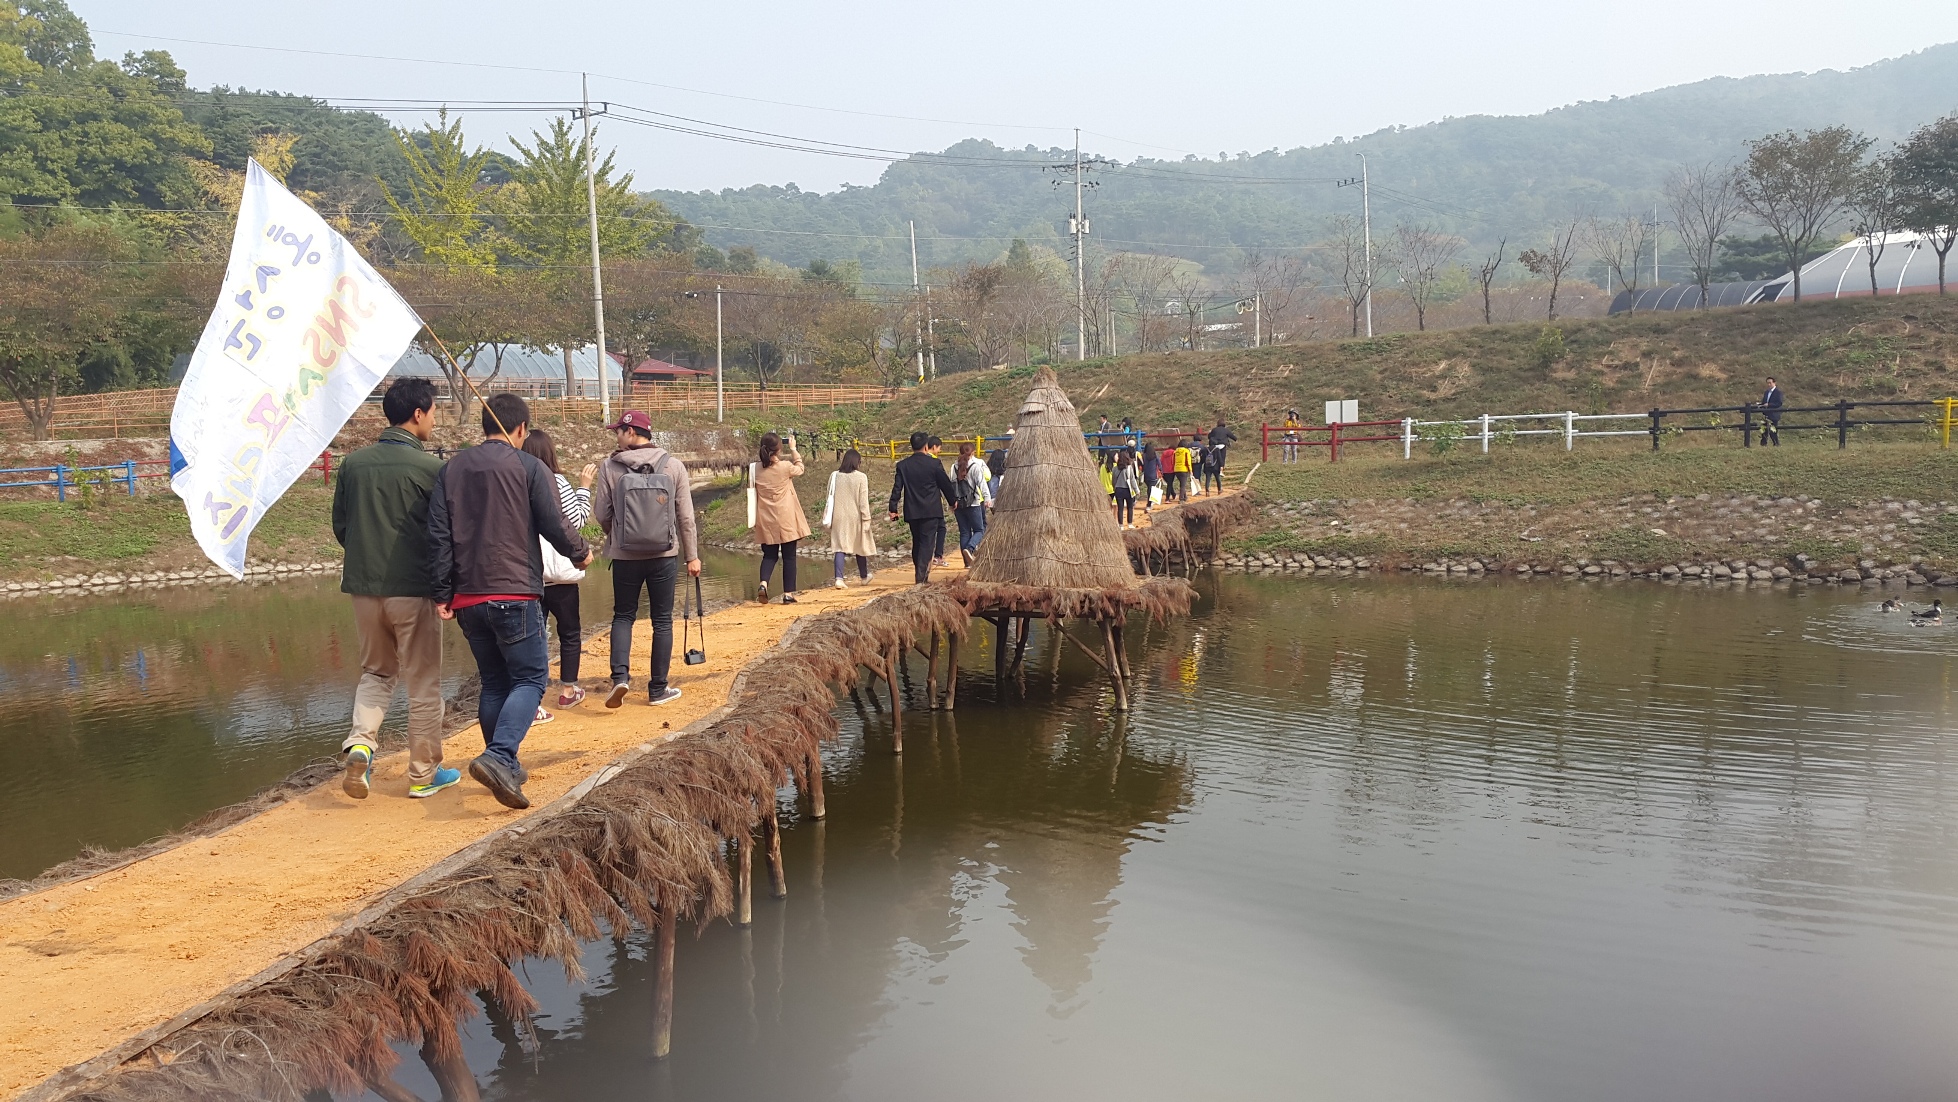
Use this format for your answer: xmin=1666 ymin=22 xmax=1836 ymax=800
xmin=381 ymin=111 xmax=498 ymax=271
xmin=1663 ymin=162 xmax=1741 ymax=307
xmin=1387 ymin=223 xmax=1462 ymax=331
xmin=1475 ymin=238 xmax=1506 ymax=325
xmin=1325 ymin=214 xmax=1372 ymax=336
xmin=1583 ymin=212 xmax=1653 ymax=302
xmin=494 ymin=118 xmax=683 ymax=267
xmin=940 ymin=262 xmax=1012 ymax=370
xmin=1844 ymin=153 xmax=1903 ymax=298
xmin=1894 ymin=114 xmax=1958 ymax=295
xmin=1110 ymin=253 xmax=1176 ymax=353
xmin=0 ymin=222 xmax=127 ymax=437
xmin=1517 ymin=220 xmax=1581 ymax=320
xmin=1735 ymin=126 xmax=1871 ymax=301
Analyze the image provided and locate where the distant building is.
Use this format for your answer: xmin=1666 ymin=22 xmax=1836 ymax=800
xmin=1610 ymin=231 xmax=1950 ymax=314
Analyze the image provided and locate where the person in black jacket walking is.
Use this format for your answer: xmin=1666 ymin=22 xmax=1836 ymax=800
xmin=1759 ymin=376 xmax=1783 ymax=446
xmin=428 ymin=393 xmax=591 ymax=810
xmin=1207 ymin=418 xmax=1238 ymax=477
xmin=888 ymin=431 xmax=959 ymax=583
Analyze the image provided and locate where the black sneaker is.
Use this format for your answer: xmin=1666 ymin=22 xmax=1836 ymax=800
xmin=468 ymin=754 xmax=531 ymax=810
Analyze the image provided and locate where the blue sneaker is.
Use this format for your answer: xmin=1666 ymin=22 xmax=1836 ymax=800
xmin=408 ymin=767 xmax=462 ymax=799
xmin=342 ymin=744 xmax=373 ymax=800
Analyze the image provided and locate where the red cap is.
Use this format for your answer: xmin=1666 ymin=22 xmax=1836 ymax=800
xmin=607 ymin=410 xmax=652 ymax=432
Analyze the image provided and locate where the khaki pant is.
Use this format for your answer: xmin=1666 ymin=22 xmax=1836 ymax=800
xmin=342 ymin=595 xmax=445 ymax=784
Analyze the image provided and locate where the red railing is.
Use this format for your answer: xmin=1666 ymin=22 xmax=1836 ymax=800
xmin=1262 ymin=420 xmax=1403 ymax=462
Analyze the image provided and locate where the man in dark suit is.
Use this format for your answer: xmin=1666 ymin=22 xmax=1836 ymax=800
xmin=889 ymin=431 xmax=959 ymax=583
xmin=1760 ymin=376 xmax=1783 ymax=446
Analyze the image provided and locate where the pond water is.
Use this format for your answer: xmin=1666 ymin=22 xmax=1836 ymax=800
xmin=376 ymin=573 xmax=1958 ymax=1102
xmin=0 ymin=550 xmax=757 ymax=882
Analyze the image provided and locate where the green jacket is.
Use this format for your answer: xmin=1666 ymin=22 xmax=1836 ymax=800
xmin=332 ymin=427 xmax=445 ymax=598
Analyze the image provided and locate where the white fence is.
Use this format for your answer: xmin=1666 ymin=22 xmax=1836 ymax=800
xmin=1399 ymin=412 xmax=1649 ymax=458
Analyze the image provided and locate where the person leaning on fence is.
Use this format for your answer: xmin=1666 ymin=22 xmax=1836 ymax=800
xmin=520 ymin=429 xmax=596 ymax=712
xmin=1759 ymin=376 xmax=1784 ymax=447
xmin=332 ymin=377 xmax=454 ymax=801
xmin=752 ymin=431 xmax=810 ymax=604
xmin=592 ymin=409 xmax=701 ymax=711
xmin=1282 ymin=409 xmax=1302 ymax=463
xmin=951 ymin=440 xmax=991 ymax=566
xmin=827 ymin=448 xmax=877 ymax=588
xmin=889 ymin=431 xmax=959 ymax=584
xmin=429 ymin=393 xmax=592 ymax=811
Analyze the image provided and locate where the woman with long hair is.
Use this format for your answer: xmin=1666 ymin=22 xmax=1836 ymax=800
xmin=826 ymin=448 xmax=877 ymax=588
xmin=1112 ymin=447 xmax=1141 ymax=529
xmin=752 ymin=431 xmax=810 ymax=604
xmin=951 ymin=440 xmax=991 ymax=567
xmin=1140 ymin=441 xmax=1161 ymax=515
xmin=521 ymin=428 xmax=597 ymax=712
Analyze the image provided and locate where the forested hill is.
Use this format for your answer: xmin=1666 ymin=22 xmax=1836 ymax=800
xmin=651 ymin=43 xmax=1958 ymax=280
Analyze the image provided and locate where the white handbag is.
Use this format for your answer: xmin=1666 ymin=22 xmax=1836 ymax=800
xmin=540 ymin=536 xmax=584 ymax=585
xmin=821 ymin=471 xmax=838 ymax=527
xmin=746 ymin=462 xmax=758 ymax=529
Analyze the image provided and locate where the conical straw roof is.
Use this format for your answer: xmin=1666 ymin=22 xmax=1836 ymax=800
xmin=967 ymin=366 xmax=1138 ymax=589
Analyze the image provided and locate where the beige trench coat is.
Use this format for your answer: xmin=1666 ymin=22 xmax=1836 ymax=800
xmin=826 ymin=469 xmax=878 ymax=557
xmin=752 ymin=457 xmax=811 ymax=545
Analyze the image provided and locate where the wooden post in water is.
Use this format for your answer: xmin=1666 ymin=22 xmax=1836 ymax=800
xmin=736 ymin=834 xmax=754 ymax=927
xmin=885 ymin=644 xmax=903 ymax=754
xmin=926 ymin=631 xmax=941 ymax=710
xmin=368 ymin=1073 xmax=425 ymax=1102
xmin=764 ymin=807 xmax=788 ymax=899
xmin=1112 ymin=622 xmax=1131 ymax=680
xmin=994 ymin=616 xmax=1009 ymax=697
xmin=1010 ymin=616 xmax=1032 ymax=673
xmin=651 ymin=910 xmax=678 ymax=1059
xmin=1102 ymin=620 xmax=1129 ymax=711
xmin=420 ymin=1040 xmax=481 ymax=1102
xmin=806 ymin=752 xmax=827 ymax=819
xmin=943 ymin=630 xmax=960 ymax=711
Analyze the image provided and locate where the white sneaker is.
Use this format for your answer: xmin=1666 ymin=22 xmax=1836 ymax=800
xmin=605 ymin=682 xmax=630 ymax=709
xmin=834 ymin=577 xmax=848 ymax=589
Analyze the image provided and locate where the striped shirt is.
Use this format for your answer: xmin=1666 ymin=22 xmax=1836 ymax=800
xmin=554 ymin=473 xmax=592 ymax=528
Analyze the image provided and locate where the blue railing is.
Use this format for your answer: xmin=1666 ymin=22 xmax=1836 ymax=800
xmin=0 ymin=462 xmax=141 ymax=502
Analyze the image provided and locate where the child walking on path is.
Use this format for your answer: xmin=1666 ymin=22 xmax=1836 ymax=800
xmin=521 ymin=429 xmax=596 ymax=711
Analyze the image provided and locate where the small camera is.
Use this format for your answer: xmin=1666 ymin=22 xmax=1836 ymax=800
xmin=684 ymin=647 xmax=706 ymax=666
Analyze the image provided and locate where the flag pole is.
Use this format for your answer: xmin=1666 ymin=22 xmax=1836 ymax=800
xmin=423 ymin=325 xmax=511 ymax=440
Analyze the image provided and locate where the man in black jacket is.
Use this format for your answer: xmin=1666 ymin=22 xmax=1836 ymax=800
xmin=429 ymin=393 xmax=591 ymax=810
xmin=888 ymin=431 xmax=959 ymax=583
xmin=1759 ymin=376 xmax=1783 ymax=446
xmin=1207 ymin=418 xmax=1238 ymax=476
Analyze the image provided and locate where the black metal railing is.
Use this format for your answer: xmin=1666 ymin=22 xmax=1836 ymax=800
xmin=1646 ymin=399 xmax=1949 ymax=450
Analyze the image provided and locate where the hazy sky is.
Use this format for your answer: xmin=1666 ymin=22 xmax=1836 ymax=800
xmin=81 ymin=0 xmax=1958 ymax=194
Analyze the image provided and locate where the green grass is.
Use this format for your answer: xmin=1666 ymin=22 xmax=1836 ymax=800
xmin=0 ymin=481 xmax=340 ymax=580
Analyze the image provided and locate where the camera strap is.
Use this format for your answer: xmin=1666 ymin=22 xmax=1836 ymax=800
xmin=683 ymin=571 xmax=706 ymax=657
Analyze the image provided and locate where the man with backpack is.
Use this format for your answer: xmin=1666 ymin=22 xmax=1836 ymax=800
xmin=592 ymin=410 xmax=700 ymax=710
xmin=429 ymin=393 xmax=592 ymax=811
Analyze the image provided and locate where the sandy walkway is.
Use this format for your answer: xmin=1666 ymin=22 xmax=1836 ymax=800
xmin=0 ymin=568 xmax=916 ymax=1098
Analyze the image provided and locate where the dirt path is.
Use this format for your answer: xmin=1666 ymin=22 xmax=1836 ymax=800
xmin=0 ymin=568 xmax=918 ymax=1098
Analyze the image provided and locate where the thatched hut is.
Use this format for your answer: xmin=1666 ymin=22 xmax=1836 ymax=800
xmin=941 ymin=366 xmax=1194 ymax=710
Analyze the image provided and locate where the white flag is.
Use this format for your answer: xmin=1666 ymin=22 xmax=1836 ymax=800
xmin=171 ymin=160 xmax=422 ymax=577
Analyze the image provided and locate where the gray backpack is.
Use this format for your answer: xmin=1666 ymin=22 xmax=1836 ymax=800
xmin=613 ymin=452 xmax=678 ymax=556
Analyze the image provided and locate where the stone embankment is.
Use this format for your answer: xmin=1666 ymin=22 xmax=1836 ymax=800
xmin=0 ymin=560 xmax=339 ymax=598
xmin=1218 ymin=548 xmax=1954 ymax=586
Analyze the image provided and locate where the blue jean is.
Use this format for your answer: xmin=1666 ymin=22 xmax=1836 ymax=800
xmin=455 ymin=598 xmax=550 ymax=771
xmin=954 ymin=505 xmax=987 ymax=553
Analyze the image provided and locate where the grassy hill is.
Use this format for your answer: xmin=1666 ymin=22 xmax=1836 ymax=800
xmin=856 ymin=295 xmax=1958 ymax=442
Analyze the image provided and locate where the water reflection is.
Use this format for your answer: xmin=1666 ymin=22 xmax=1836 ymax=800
xmin=390 ymin=575 xmax=1958 ymax=1102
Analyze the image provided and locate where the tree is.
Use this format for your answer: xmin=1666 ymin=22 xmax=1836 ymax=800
xmin=0 ymin=222 xmax=126 ymax=437
xmin=1234 ymin=252 xmax=1314 ymax=345
xmin=1387 ymin=223 xmax=1462 ymax=331
xmin=1664 ymin=162 xmax=1741 ymax=307
xmin=1517 ymin=220 xmax=1581 ymax=320
xmin=1735 ymin=126 xmax=1871 ymax=301
xmin=1475 ymin=238 xmax=1505 ymax=325
xmin=1583 ymin=211 xmax=1652 ymax=303
xmin=940 ymin=262 xmax=1012 ymax=370
xmin=494 ymin=118 xmax=683 ymax=268
xmin=1893 ymin=114 xmax=1958 ymax=296
xmin=1168 ymin=268 xmax=1209 ymax=350
xmin=1326 ymin=215 xmax=1372 ymax=337
xmin=1109 ymin=253 xmax=1176 ymax=353
xmin=392 ymin=267 xmax=551 ymax=421
xmin=1844 ymin=153 xmax=1903 ymax=298
xmin=381 ymin=111 xmax=498 ymax=271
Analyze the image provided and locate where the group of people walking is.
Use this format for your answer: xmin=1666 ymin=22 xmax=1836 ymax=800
xmin=332 ymin=383 xmax=698 ymax=813
xmin=1093 ymin=418 xmax=1236 ymax=527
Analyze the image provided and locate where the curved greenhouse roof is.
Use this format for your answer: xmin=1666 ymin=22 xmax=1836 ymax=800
xmin=1610 ymin=231 xmax=1951 ymax=314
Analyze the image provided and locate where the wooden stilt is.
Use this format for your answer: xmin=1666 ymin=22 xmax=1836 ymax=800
xmin=419 ymin=1040 xmax=480 ymax=1102
xmin=736 ymin=834 xmax=753 ymax=927
xmin=651 ymin=911 xmax=677 ymax=1059
xmin=886 ymin=646 xmax=903 ymax=754
xmin=368 ymin=1073 xmax=427 ymax=1102
xmin=993 ymin=615 xmax=1007 ymax=690
xmin=807 ymin=753 xmax=827 ymax=819
xmin=1103 ymin=620 xmax=1129 ymax=711
xmin=1112 ymin=622 xmax=1131 ymax=680
xmin=1010 ymin=616 xmax=1031 ymax=674
xmin=927 ymin=631 xmax=941 ymax=710
xmin=763 ymin=808 xmax=788 ymax=898
xmin=1056 ymin=622 xmax=1112 ymax=671
xmin=943 ymin=630 xmax=960 ymax=710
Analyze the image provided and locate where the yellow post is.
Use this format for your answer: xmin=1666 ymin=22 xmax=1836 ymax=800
xmin=1942 ymin=398 xmax=1956 ymax=449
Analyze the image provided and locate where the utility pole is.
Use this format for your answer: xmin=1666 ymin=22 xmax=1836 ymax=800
xmin=1653 ymin=203 xmax=1661 ymax=287
xmin=910 ymin=221 xmax=924 ymax=383
xmin=925 ymin=288 xmax=936 ymax=379
xmin=1073 ymin=129 xmax=1087 ymax=361
xmin=1337 ymin=155 xmax=1374 ymax=338
xmin=577 ymin=74 xmax=611 ymax=422
xmin=715 ymin=285 xmax=724 ymax=423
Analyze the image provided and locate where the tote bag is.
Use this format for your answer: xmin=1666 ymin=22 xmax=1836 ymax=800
xmin=745 ymin=462 xmax=758 ymax=529
xmin=821 ymin=471 xmax=838 ymax=527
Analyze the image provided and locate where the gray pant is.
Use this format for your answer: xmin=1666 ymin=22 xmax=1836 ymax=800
xmin=343 ymin=595 xmax=445 ymax=784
